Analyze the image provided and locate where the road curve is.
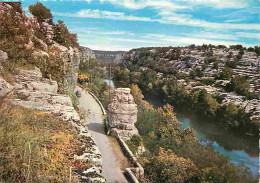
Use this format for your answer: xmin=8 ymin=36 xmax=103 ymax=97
xmin=77 ymin=87 xmax=128 ymax=183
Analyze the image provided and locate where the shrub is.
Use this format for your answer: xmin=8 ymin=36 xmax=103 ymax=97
xmin=28 ymin=2 xmax=53 ymax=20
xmin=53 ymin=20 xmax=79 ymax=48
xmin=145 ymin=148 xmax=198 ymax=183
xmin=0 ymin=9 xmax=33 ymax=59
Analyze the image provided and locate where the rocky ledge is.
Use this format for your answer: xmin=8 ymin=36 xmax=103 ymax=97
xmin=1 ymin=67 xmax=105 ymax=183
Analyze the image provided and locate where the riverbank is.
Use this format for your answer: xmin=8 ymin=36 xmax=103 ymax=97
xmin=144 ymin=94 xmax=259 ymax=176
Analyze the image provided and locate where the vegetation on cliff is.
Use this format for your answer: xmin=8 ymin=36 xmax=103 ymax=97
xmin=0 ymin=2 xmax=79 ymax=89
xmin=28 ymin=2 xmax=53 ymax=21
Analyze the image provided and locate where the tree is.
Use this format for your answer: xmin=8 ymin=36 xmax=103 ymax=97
xmin=145 ymin=148 xmax=198 ymax=183
xmin=254 ymin=46 xmax=260 ymax=56
xmin=247 ymin=47 xmax=255 ymax=52
xmin=53 ymin=20 xmax=79 ymax=48
xmin=226 ymin=76 xmax=250 ymax=96
xmin=28 ymin=2 xmax=53 ymax=20
xmin=213 ymin=61 xmax=219 ymax=70
xmin=219 ymin=67 xmax=233 ymax=80
xmin=130 ymin=84 xmax=143 ymax=105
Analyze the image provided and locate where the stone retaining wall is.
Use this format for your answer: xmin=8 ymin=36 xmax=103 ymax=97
xmin=116 ymin=134 xmax=144 ymax=183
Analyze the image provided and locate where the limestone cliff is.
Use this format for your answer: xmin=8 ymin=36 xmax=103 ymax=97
xmin=94 ymin=50 xmax=125 ymax=63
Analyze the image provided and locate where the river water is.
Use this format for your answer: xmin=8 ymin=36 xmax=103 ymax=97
xmin=105 ymin=79 xmax=259 ymax=176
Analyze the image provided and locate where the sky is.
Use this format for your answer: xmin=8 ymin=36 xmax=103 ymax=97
xmin=10 ymin=0 xmax=260 ymax=50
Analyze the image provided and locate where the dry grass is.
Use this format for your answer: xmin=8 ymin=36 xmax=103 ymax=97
xmin=0 ymin=99 xmax=84 ymax=182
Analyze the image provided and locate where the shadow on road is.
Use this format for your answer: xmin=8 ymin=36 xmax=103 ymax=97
xmin=86 ymin=122 xmax=105 ymax=135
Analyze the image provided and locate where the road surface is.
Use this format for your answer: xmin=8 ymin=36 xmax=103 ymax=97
xmin=77 ymin=87 xmax=129 ymax=183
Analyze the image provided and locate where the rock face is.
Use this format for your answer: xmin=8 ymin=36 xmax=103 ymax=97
xmin=11 ymin=67 xmax=80 ymax=123
xmin=80 ymin=46 xmax=96 ymax=63
xmin=108 ymin=88 xmax=139 ymax=139
xmin=94 ymin=50 xmax=125 ymax=62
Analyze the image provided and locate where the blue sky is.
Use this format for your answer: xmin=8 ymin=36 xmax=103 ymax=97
xmin=13 ymin=0 xmax=260 ymax=50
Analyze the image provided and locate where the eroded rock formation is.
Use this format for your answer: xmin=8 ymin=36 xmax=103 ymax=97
xmin=108 ymin=88 xmax=139 ymax=139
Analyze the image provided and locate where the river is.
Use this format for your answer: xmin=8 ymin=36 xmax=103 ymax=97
xmin=105 ymin=79 xmax=259 ymax=177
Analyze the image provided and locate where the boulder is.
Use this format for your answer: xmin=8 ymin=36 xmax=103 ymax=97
xmin=28 ymin=80 xmax=58 ymax=93
xmin=0 ymin=77 xmax=13 ymax=97
xmin=32 ymin=50 xmax=49 ymax=58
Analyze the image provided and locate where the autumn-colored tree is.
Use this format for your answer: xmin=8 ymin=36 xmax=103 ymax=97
xmin=130 ymin=84 xmax=143 ymax=105
xmin=145 ymin=148 xmax=198 ymax=183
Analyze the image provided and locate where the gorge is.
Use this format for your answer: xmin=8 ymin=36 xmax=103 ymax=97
xmin=108 ymin=79 xmax=258 ymax=176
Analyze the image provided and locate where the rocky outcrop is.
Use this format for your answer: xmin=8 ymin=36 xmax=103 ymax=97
xmin=4 ymin=67 xmax=105 ymax=182
xmin=80 ymin=47 xmax=96 ymax=63
xmin=94 ymin=50 xmax=125 ymax=62
xmin=108 ymin=88 xmax=139 ymax=140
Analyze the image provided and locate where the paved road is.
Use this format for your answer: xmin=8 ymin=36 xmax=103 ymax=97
xmin=77 ymin=87 xmax=128 ymax=183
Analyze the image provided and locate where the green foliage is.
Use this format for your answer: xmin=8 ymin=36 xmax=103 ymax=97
xmin=219 ymin=67 xmax=233 ymax=80
xmin=126 ymin=135 xmax=142 ymax=155
xmin=79 ymin=58 xmax=109 ymax=108
xmin=254 ymin=46 xmax=260 ymax=56
xmin=201 ymin=78 xmax=215 ymax=85
xmin=225 ymin=76 xmax=250 ymax=96
xmin=28 ymin=2 xmax=53 ymax=20
xmin=213 ymin=61 xmax=219 ymax=70
xmin=145 ymin=148 xmax=198 ymax=183
xmin=113 ymin=66 xmax=130 ymax=87
xmin=191 ymin=89 xmax=219 ymax=117
xmin=53 ymin=20 xmax=79 ymax=48
xmin=190 ymin=68 xmax=204 ymax=79
xmin=225 ymin=61 xmax=238 ymax=68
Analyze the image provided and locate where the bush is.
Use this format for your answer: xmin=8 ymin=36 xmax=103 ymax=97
xmin=225 ymin=76 xmax=250 ymax=96
xmin=53 ymin=20 xmax=79 ymax=48
xmin=28 ymin=2 xmax=53 ymax=20
xmin=0 ymin=9 xmax=33 ymax=59
xmin=126 ymin=135 xmax=142 ymax=155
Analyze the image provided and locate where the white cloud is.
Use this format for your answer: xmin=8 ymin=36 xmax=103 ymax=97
xmin=100 ymin=0 xmax=189 ymax=10
xmin=53 ymin=9 xmax=154 ymax=22
xmin=101 ymin=31 xmax=135 ymax=36
xmin=156 ymin=9 xmax=260 ymax=31
xmin=179 ymin=0 xmax=249 ymax=9
xmin=236 ymin=32 xmax=260 ymax=40
xmin=224 ymin=18 xmax=245 ymax=23
xmin=53 ymin=8 xmax=260 ymax=31
xmin=181 ymin=31 xmax=237 ymax=40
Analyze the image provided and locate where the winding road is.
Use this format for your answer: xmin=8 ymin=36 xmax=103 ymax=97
xmin=77 ymin=87 xmax=129 ymax=183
